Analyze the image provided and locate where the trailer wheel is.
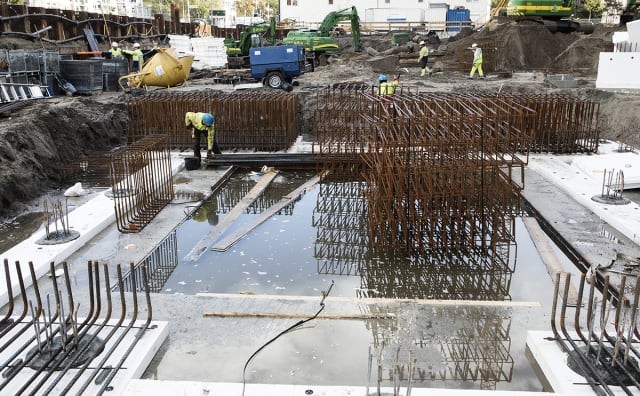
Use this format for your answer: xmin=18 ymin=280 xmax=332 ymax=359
xmin=265 ymin=72 xmax=284 ymax=89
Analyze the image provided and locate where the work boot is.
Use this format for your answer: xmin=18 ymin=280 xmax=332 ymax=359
xmin=428 ymin=70 xmax=433 ymax=77
xmin=468 ymin=76 xmax=474 ymax=80
xmin=206 ymin=150 xmax=214 ymax=158
xmin=420 ymin=69 xmax=425 ymax=77
xmin=479 ymin=76 xmax=485 ymax=80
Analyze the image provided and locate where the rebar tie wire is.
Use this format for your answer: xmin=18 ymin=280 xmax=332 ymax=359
xmin=241 ymin=280 xmax=335 ymax=396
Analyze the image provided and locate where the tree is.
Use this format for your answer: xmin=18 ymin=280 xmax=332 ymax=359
xmin=582 ymin=0 xmax=604 ymax=20
xmin=235 ymin=0 xmax=279 ymax=18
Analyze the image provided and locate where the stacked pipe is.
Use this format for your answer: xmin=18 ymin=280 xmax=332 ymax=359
xmin=109 ymin=134 xmax=173 ymax=233
xmin=125 ymin=89 xmax=299 ymax=152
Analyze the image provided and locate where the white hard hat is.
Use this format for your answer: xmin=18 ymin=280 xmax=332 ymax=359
xmin=472 ymin=43 xmax=478 ymax=48
xmin=419 ymin=41 xmax=425 ymax=45
xmin=111 ymin=42 xmax=118 ymax=47
xmin=133 ymin=43 xmax=140 ymax=48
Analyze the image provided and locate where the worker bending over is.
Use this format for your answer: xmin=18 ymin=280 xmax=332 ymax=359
xmin=468 ymin=43 xmax=485 ymax=80
xmin=417 ymin=41 xmax=432 ymax=77
xmin=185 ymin=112 xmax=221 ymax=158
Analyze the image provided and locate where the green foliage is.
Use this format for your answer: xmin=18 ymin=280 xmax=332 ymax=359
xmin=234 ymin=0 xmax=279 ymax=17
xmin=144 ymin=0 xmax=224 ymax=17
xmin=582 ymin=0 xmax=604 ymax=18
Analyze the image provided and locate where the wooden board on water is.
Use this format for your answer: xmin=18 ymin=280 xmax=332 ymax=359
xmin=211 ymin=172 xmax=324 ymax=252
xmin=184 ymin=170 xmax=280 ymax=262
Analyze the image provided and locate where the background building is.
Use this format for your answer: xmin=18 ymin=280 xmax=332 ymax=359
xmin=279 ymin=0 xmax=490 ymax=27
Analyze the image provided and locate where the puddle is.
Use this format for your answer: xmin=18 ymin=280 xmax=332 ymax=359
xmin=0 ymin=212 xmax=44 ymax=254
xmin=141 ymin=170 xmax=555 ymax=306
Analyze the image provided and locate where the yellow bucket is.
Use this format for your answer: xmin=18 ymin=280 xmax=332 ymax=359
xmin=119 ymin=48 xmax=194 ymax=90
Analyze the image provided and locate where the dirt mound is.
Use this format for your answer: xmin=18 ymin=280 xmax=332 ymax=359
xmin=454 ymin=20 xmax=607 ymax=73
xmin=329 ymin=21 xmax=616 ymax=77
xmin=0 ymin=96 xmax=128 ymax=219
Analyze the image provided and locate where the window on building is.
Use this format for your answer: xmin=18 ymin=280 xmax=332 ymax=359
xmin=329 ymin=0 xmax=333 ymax=4
xmin=385 ymin=0 xmax=390 ymax=3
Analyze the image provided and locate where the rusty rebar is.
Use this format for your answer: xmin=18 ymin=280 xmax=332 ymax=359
xmin=109 ymin=133 xmax=173 ymax=233
xmin=125 ymin=90 xmax=299 ymax=151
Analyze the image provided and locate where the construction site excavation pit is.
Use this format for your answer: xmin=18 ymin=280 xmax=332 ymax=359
xmin=4 ymin=87 xmax=640 ymax=393
xmin=30 ymin=164 xmax=561 ymax=392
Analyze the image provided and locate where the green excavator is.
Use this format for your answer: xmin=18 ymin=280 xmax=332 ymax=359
xmin=506 ymin=0 xmax=594 ymax=33
xmin=225 ymin=17 xmax=277 ymax=68
xmin=282 ymin=6 xmax=361 ymax=62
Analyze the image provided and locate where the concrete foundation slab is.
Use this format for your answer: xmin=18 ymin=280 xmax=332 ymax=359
xmin=526 ymin=330 xmax=631 ymax=396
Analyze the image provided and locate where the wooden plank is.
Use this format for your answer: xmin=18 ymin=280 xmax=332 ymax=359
xmin=523 ymin=217 xmax=580 ymax=306
xmin=202 ymin=311 xmax=395 ymax=320
xmin=211 ymin=172 xmax=324 ymax=252
xmin=184 ymin=170 xmax=280 ymax=262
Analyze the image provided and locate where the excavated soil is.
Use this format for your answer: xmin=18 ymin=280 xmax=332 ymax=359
xmin=1 ymin=21 xmax=639 ymax=222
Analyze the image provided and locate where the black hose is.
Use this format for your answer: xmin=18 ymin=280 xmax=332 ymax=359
xmin=241 ymin=280 xmax=335 ymax=396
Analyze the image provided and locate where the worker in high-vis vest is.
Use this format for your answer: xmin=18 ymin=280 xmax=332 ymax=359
xmin=109 ymin=42 xmax=123 ymax=59
xmin=417 ymin=41 xmax=432 ymax=77
xmin=468 ymin=43 xmax=485 ymax=80
xmin=185 ymin=112 xmax=221 ymax=158
xmin=378 ymin=74 xmax=396 ymax=96
xmin=122 ymin=42 xmax=144 ymax=72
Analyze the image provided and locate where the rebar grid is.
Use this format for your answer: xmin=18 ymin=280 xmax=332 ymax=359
xmin=118 ymin=231 xmax=179 ymax=293
xmin=552 ymin=272 xmax=640 ymax=394
xmin=359 ymin=242 xmax=515 ymax=301
xmin=314 ymin=88 xmax=599 ymax=256
xmin=109 ymin=134 xmax=173 ymax=233
xmin=125 ymin=90 xmax=299 ymax=151
xmin=55 ymin=151 xmax=114 ymax=188
xmin=313 ymin=180 xmax=369 ymax=277
xmin=0 ymin=259 xmax=153 ymax=395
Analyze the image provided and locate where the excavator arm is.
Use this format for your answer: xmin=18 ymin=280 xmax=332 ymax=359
xmin=317 ymin=6 xmax=361 ymax=50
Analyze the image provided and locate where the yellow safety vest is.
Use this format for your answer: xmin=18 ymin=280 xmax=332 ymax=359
xmin=378 ymin=81 xmax=395 ymax=96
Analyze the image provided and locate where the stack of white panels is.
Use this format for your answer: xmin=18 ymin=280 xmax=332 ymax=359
xmin=167 ymin=34 xmax=194 ymax=58
xmin=190 ymin=37 xmax=228 ymax=70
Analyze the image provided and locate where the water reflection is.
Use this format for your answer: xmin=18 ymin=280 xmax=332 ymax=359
xmin=365 ymin=304 xmax=514 ymax=391
xmin=134 ymin=169 xmax=520 ymax=305
xmin=0 ymin=212 xmax=44 ymax=254
xmin=313 ymin=179 xmax=517 ymax=301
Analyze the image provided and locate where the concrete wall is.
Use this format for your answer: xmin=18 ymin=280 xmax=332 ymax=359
xmin=596 ymin=20 xmax=640 ymax=90
xmin=596 ymin=52 xmax=640 ymax=90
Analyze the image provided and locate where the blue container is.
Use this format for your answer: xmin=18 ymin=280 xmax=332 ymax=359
xmin=446 ymin=8 xmax=471 ymax=32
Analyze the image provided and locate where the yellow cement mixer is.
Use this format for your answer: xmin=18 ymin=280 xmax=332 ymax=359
xmin=118 ymin=48 xmax=194 ymax=90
